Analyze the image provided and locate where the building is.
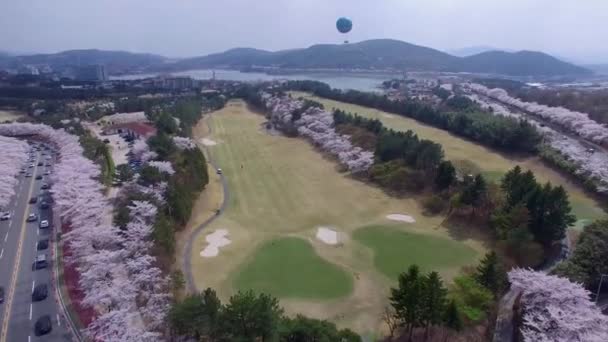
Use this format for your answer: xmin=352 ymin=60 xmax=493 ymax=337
xmin=102 ymin=122 xmax=157 ymax=140
xmin=75 ymin=65 xmax=108 ymax=82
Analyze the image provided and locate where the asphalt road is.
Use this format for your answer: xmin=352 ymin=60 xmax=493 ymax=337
xmin=0 ymin=146 xmax=70 ymax=341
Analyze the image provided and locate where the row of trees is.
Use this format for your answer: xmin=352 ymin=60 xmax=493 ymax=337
xmin=284 ymin=80 xmax=541 ymax=153
xmin=169 ymin=289 xmax=360 ymax=342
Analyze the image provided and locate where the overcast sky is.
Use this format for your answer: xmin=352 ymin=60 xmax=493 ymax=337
xmin=1 ymin=0 xmax=606 ymax=64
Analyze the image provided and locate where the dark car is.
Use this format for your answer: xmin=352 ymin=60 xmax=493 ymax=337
xmin=37 ymin=239 xmax=49 ymax=250
xmin=37 ymin=162 xmax=43 ymax=166
xmin=0 ymin=286 xmax=4 ymax=304
xmin=32 ymin=283 xmax=48 ymax=302
xmin=35 ymin=175 xmax=42 ymax=180
xmin=40 ymin=201 xmax=50 ymax=210
xmin=34 ymin=254 xmax=47 ymax=270
xmin=40 ymin=183 xmax=50 ymax=190
xmin=29 ymin=197 xmax=38 ymax=204
xmin=34 ymin=315 xmax=52 ymax=336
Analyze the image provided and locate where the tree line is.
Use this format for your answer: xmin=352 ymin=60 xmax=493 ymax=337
xmin=285 ymin=80 xmax=541 ymax=153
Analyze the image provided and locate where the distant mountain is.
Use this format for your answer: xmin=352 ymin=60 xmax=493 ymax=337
xmin=2 ymin=49 xmax=167 ymax=74
xmin=447 ymin=45 xmax=510 ymax=57
xmin=161 ymin=39 xmax=590 ymax=76
xmin=586 ymin=64 xmax=608 ymax=75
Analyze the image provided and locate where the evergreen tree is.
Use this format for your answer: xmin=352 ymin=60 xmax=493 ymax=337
xmin=474 ymin=252 xmax=507 ymax=296
xmin=460 ymin=174 xmax=487 ymax=206
xmin=435 ymin=161 xmax=456 ymax=190
xmin=390 ymin=265 xmax=423 ymax=342
xmin=528 ymin=183 xmax=575 ymax=246
xmin=421 ymin=272 xmax=447 ymax=340
xmin=442 ymin=300 xmax=463 ymax=342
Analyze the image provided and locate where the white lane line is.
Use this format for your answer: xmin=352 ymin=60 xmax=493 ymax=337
xmin=28 ymin=336 xmax=30 ymax=342
xmin=3 ymin=232 xmax=7 ymax=242
xmin=36 ymin=229 xmax=39 ymax=236
xmin=29 ymin=304 xmax=32 ymax=320
xmin=0 ymin=249 xmax=3 ymax=259
xmin=32 ymin=281 xmax=35 ymax=292
xmin=57 ymin=314 xmax=61 ymax=326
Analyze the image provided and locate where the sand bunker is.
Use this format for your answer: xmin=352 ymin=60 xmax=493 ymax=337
xmin=316 ymin=227 xmax=339 ymax=245
xmin=381 ymin=113 xmax=395 ymax=119
xmin=201 ymin=138 xmax=218 ymax=146
xmin=200 ymin=229 xmax=231 ymax=257
xmin=386 ymin=214 xmax=416 ymax=223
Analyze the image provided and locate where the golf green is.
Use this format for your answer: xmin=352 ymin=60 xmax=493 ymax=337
xmin=354 ymin=225 xmax=479 ymax=280
xmin=234 ymin=237 xmax=353 ymax=299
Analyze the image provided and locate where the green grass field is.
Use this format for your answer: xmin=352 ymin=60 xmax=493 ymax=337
xmin=234 ymin=237 xmax=353 ymax=299
xmin=354 ymin=225 xmax=478 ymax=280
xmin=189 ymin=100 xmax=483 ymax=334
xmin=291 ymin=92 xmax=606 ymax=227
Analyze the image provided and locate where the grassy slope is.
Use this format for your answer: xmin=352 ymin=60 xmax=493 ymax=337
xmin=292 ymin=92 xmax=606 ymax=228
xmin=189 ymin=100 xmax=482 ymax=334
xmin=234 ymin=237 xmax=353 ymax=299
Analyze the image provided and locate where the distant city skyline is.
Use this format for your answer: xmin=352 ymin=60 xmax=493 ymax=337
xmin=1 ymin=0 xmax=606 ymax=64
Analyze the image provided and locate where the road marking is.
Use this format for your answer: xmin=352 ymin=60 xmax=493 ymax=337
xmin=28 ymin=336 xmax=30 ymax=342
xmin=0 ymin=161 xmax=38 ymax=342
xmin=0 ymin=249 xmax=3 ymax=259
xmin=57 ymin=314 xmax=61 ymax=326
xmin=29 ymin=304 xmax=32 ymax=320
xmin=3 ymin=232 xmax=7 ymax=242
xmin=32 ymin=281 xmax=35 ymax=292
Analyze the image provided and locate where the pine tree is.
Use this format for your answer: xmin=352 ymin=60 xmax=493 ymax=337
xmin=460 ymin=174 xmax=487 ymax=206
xmin=435 ymin=161 xmax=456 ymax=190
xmin=474 ymin=252 xmax=507 ymax=296
xmin=442 ymin=300 xmax=462 ymax=342
xmin=390 ymin=265 xmax=423 ymax=342
xmin=421 ymin=272 xmax=447 ymax=340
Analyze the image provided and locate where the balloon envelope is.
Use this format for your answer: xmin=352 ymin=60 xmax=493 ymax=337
xmin=336 ymin=17 xmax=352 ymax=34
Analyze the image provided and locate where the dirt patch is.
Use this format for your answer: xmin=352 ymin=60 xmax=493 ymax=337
xmin=386 ymin=214 xmax=416 ymax=223
xmin=200 ymin=229 xmax=231 ymax=258
xmin=316 ymin=227 xmax=339 ymax=245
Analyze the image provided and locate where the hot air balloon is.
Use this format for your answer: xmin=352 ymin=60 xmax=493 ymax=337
xmin=336 ymin=17 xmax=352 ymax=43
xmin=336 ymin=17 xmax=352 ymax=34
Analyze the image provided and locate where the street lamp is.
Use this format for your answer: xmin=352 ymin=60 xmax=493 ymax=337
xmin=595 ymin=274 xmax=608 ymax=303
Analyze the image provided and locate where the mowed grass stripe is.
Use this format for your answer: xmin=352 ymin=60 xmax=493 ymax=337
xmin=234 ymin=237 xmax=353 ymax=299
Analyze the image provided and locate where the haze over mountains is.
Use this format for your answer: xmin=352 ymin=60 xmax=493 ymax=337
xmin=0 ymin=39 xmax=591 ymax=77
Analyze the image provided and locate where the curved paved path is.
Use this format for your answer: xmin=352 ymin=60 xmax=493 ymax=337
xmin=183 ymin=114 xmax=229 ymax=293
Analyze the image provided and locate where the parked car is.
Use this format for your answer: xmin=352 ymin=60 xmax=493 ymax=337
xmin=0 ymin=286 xmax=4 ymax=304
xmin=39 ymin=220 xmax=49 ymax=229
xmin=35 ymin=175 xmax=42 ymax=180
xmin=25 ymin=173 xmax=32 ymax=178
xmin=34 ymin=315 xmax=52 ymax=336
xmin=32 ymin=283 xmax=48 ymax=302
xmin=26 ymin=213 xmax=37 ymax=222
xmin=34 ymin=254 xmax=47 ymax=270
xmin=37 ymin=239 xmax=49 ymax=251
xmin=40 ymin=201 xmax=50 ymax=210
xmin=37 ymin=162 xmax=43 ymax=166
xmin=44 ymin=170 xmax=50 ymax=175
xmin=28 ymin=164 xmax=34 ymax=168
xmin=40 ymin=183 xmax=50 ymax=190
xmin=0 ymin=212 xmax=10 ymax=221
xmin=29 ymin=197 xmax=38 ymax=204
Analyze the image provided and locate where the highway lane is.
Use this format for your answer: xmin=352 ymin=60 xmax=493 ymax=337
xmin=0 ymin=145 xmax=70 ymax=341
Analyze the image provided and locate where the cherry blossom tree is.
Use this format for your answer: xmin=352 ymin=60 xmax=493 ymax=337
xmin=508 ymin=268 xmax=608 ymax=342
xmin=0 ymin=135 xmax=28 ymax=208
xmin=172 ymin=136 xmax=195 ymax=150
xmin=146 ymin=161 xmax=175 ymax=175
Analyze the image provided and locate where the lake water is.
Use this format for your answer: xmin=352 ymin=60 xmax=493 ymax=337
xmin=111 ymin=69 xmax=390 ymax=92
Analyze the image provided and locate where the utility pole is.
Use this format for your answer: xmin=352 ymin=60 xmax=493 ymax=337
xmin=595 ymin=274 xmax=608 ymax=303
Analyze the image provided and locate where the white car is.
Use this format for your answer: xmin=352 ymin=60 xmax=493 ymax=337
xmin=39 ymin=220 xmax=49 ymax=229
xmin=0 ymin=212 xmax=10 ymax=221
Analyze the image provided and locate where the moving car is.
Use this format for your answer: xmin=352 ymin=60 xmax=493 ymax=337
xmin=0 ymin=212 xmax=10 ymax=221
xmin=216 ymin=168 xmax=223 ymax=175
xmin=29 ymin=197 xmax=38 ymax=204
xmin=32 ymin=283 xmax=48 ymax=302
xmin=34 ymin=315 xmax=52 ymax=336
xmin=34 ymin=254 xmax=47 ymax=270
xmin=44 ymin=170 xmax=51 ymax=175
xmin=40 ymin=201 xmax=50 ymax=209
xmin=0 ymin=286 xmax=3 ymax=303
xmin=37 ymin=162 xmax=43 ymax=166
xmin=27 ymin=213 xmax=38 ymax=222
xmin=39 ymin=220 xmax=49 ymax=229
xmin=35 ymin=175 xmax=42 ymax=180
xmin=25 ymin=173 xmax=32 ymax=178
xmin=28 ymin=163 xmax=34 ymax=168
xmin=41 ymin=183 xmax=50 ymax=190
xmin=37 ymin=239 xmax=49 ymax=250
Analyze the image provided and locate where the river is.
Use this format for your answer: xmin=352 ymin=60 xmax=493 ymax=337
xmin=111 ymin=69 xmax=390 ymax=92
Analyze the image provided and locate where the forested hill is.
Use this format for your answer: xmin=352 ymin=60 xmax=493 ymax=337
xmin=161 ymin=39 xmax=590 ymax=76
